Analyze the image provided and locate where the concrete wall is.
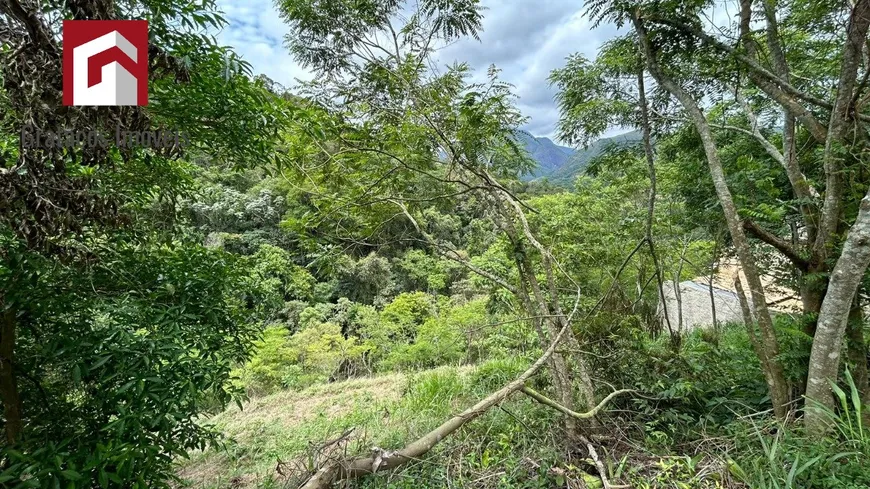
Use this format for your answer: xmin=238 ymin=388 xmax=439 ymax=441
xmin=658 ymin=281 xmax=745 ymax=332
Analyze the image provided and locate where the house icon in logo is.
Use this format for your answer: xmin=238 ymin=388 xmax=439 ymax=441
xmin=63 ymin=20 xmax=149 ymax=106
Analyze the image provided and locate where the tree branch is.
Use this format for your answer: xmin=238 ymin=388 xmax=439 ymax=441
xmin=734 ymin=92 xmax=786 ymax=166
xmin=520 ymin=385 xmax=635 ymax=420
xmin=813 ymin=0 xmax=870 ymax=259
xmin=0 ymin=0 xmax=58 ymax=55
xmin=742 ymin=219 xmax=810 ymax=270
xmin=647 ymin=14 xmax=832 ymax=112
xmin=392 ymin=200 xmax=517 ymax=295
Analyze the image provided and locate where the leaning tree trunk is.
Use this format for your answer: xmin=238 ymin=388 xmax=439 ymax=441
xmin=299 ymin=311 xmax=576 ymax=489
xmin=805 ymin=194 xmax=870 ymax=433
xmin=490 ymin=193 xmax=581 ymax=439
xmin=633 ymin=13 xmax=791 ymax=418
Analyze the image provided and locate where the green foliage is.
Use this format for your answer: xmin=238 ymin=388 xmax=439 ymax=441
xmin=291 ymin=322 xmax=368 ymax=379
xmin=250 ymin=244 xmax=316 ymax=304
xmin=394 ymin=249 xmax=461 ymax=294
xmin=771 ymin=314 xmax=814 ymax=386
xmin=380 ymin=292 xmax=436 ymax=340
xmin=730 ymin=398 xmax=870 ymax=489
xmin=336 ymin=253 xmax=395 ymax=305
xmin=0 ymin=0 xmax=301 ymax=485
xmin=232 ymin=326 xmax=300 ymax=395
xmin=0 ymin=239 xmax=259 ymax=487
xmin=233 ymin=294 xmax=497 ymax=395
xmin=7 ymin=1 xmax=869 ymax=488
xmin=549 ymin=50 xmax=637 ymax=148
xmin=189 ymin=186 xmax=286 ymax=234
xmin=609 ymin=325 xmax=769 ymax=446
xmin=235 ymin=320 xmax=370 ymax=395
xmin=382 ymin=298 xmax=487 ymax=370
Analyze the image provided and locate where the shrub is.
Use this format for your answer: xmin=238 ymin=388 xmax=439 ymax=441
xmin=393 ymin=249 xmax=462 ymax=294
xmin=250 ymin=244 xmax=316 ymax=302
xmin=380 ymin=292 xmax=435 ymax=341
xmin=609 ymin=324 xmax=769 ymax=445
xmin=380 ymin=297 xmax=490 ymax=371
xmin=382 ymin=318 xmax=465 ymax=370
xmin=0 ymin=243 xmax=259 ymax=487
xmin=730 ymin=392 xmax=870 ymax=489
xmin=233 ymin=325 xmax=297 ymax=395
xmin=336 ymin=253 xmax=395 ymax=305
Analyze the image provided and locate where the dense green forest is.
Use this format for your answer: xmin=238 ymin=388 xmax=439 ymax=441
xmin=2 ymin=0 xmax=870 ymax=488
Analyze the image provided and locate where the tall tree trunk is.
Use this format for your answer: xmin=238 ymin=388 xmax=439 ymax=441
xmin=0 ymin=307 xmax=22 ymax=444
xmin=709 ymin=236 xmax=721 ymax=334
xmin=735 ymin=273 xmax=772 ymax=376
xmin=488 ymin=192 xmax=581 ymax=439
xmin=806 ymin=194 xmax=870 ymax=433
xmin=813 ymin=0 xmax=870 ymax=258
xmin=637 ymin=64 xmax=677 ymax=347
xmin=846 ymin=291 xmax=869 ymax=413
xmin=498 ymin=188 xmax=600 ymax=416
xmin=633 ymin=12 xmax=791 ymax=418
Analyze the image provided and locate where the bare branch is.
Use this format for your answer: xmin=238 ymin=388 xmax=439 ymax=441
xmin=520 ymin=385 xmax=635 ymax=420
xmin=743 ymin=219 xmax=810 ymax=270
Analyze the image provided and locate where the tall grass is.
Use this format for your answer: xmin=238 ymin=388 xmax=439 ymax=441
xmin=731 ymin=370 xmax=870 ymax=489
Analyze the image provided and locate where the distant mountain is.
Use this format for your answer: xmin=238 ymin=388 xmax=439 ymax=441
xmin=515 ymin=132 xmax=575 ymax=179
xmin=519 ymin=130 xmax=643 ymax=186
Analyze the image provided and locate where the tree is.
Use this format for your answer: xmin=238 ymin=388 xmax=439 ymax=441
xmin=571 ymin=0 xmax=870 ymax=428
xmin=0 ymin=0 xmax=291 ymax=483
xmin=271 ymin=0 xmax=629 ymax=483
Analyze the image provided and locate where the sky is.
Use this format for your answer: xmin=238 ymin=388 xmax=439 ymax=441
xmin=214 ymin=0 xmax=621 ymax=143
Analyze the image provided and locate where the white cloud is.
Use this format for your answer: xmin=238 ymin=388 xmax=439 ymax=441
xmin=215 ymin=0 xmax=620 ymax=140
xmin=214 ymin=0 xmax=312 ymax=89
xmin=438 ymin=2 xmax=621 ymax=141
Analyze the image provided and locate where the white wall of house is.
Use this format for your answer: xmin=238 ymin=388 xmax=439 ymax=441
xmin=658 ymin=281 xmax=745 ymax=332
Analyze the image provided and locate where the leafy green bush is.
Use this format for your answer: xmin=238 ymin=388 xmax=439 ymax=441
xmin=382 ymin=318 xmax=465 ymax=370
xmin=336 ymin=253 xmax=395 ymax=305
xmin=0 ymin=242 xmax=259 ymax=487
xmin=380 ymin=292 xmax=436 ymax=340
xmin=250 ymin=244 xmax=316 ymax=302
xmin=609 ymin=324 xmax=769 ymax=446
xmin=771 ymin=313 xmax=813 ymax=386
xmin=233 ymin=325 xmax=299 ymax=395
xmin=234 ymin=319 xmax=374 ymax=395
xmin=291 ymin=321 xmax=368 ymax=378
xmin=393 ymin=249 xmax=462 ymax=294
xmin=381 ymin=297 xmax=491 ymax=371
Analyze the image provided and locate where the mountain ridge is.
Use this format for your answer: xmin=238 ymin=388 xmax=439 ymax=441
xmin=519 ymin=130 xmax=643 ymax=185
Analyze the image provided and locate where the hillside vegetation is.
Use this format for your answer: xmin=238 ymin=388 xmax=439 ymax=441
xmin=2 ymin=0 xmax=870 ymax=488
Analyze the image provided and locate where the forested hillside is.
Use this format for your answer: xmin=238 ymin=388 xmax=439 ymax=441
xmin=2 ymin=1 xmax=870 ymax=488
xmin=518 ymin=130 xmax=643 ymax=185
xmin=544 ymin=130 xmax=643 ymax=185
xmin=516 ymin=132 xmax=575 ymax=178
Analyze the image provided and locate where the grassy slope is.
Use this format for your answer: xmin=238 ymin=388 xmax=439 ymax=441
xmin=175 ymin=359 xmax=743 ymax=489
xmin=174 ymin=361 xmax=580 ymax=489
xmin=176 ymin=371 xmax=419 ymax=488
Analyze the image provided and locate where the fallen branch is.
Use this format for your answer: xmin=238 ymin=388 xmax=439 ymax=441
xmin=297 ymin=291 xmax=581 ymax=489
xmin=518 ymin=387 xmax=634 ymax=489
xmin=579 ymin=434 xmax=629 ymax=489
xmin=520 ymin=386 xmax=635 ymax=420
